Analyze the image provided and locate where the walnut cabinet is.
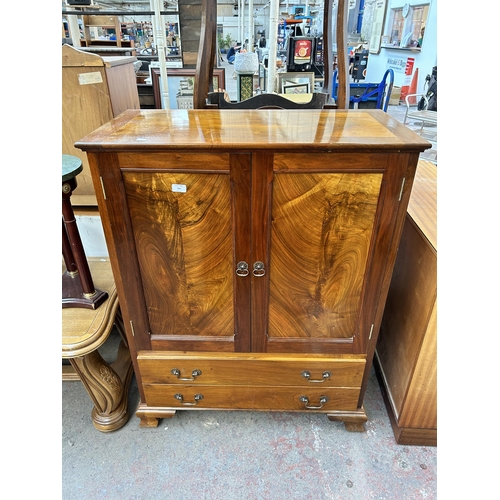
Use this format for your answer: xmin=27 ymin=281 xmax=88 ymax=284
xmin=76 ymin=109 xmax=429 ymax=430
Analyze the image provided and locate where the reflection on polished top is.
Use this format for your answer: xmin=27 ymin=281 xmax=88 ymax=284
xmin=76 ymin=109 xmax=431 ymax=153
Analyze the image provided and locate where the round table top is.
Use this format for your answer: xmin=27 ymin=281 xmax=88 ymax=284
xmin=62 ymin=154 xmax=83 ymax=182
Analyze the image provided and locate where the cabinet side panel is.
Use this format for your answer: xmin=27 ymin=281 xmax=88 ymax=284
xmin=62 ymin=65 xmax=113 ymax=204
xmin=104 ymin=64 xmax=140 ymax=116
xmin=122 ymin=171 xmax=234 ymax=337
xmin=377 ymin=217 xmax=437 ymax=413
xmin=268 ymin=172 xmax=382 ymax=340
xmin=399 ymin=300 xmax=437 ymax=429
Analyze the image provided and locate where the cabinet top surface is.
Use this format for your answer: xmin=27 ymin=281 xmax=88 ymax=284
xmin=408 ymin=160 xmax=437 ymax=250
xmin=76 ymin=109 xmax=431 ymax=153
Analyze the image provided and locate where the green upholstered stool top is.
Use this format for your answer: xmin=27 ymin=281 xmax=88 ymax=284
xmin=62 ymin=154 xmax=83 ymax=182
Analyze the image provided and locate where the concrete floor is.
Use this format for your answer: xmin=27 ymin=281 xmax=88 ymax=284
xmin=63 ymin=62 xmax=438 ymax=498
xmin=62 ymin=328 xmax=437 ymax=499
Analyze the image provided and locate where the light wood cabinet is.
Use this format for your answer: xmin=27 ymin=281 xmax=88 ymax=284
xmin=62 ymin=44 xmax=140 ymax=205
xmin=375 ymin=160 xmax=437 ymax=446
xmin=76 ymin=109 xmax=429 ymax=430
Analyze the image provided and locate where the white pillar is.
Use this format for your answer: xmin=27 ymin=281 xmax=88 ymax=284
xmin=267 ymin=0 xmax=280 ymax=93
xmin=304 ymin=0 xmax=309 ymax=34
xmin=67 ymin=15 xmax=81 ymax=47
xmin=151 ymin=0 xmax=169 ymax=108
xmin=239 ymin=0 xmax=244 ymax=45
xmin=248 ymin=0 xmax=254 ymax=52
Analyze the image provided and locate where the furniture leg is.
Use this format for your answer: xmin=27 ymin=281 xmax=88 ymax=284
xmin=327 ymin=407 xmax=368 ymax=432
xmin=136 ymin=404 xmax=177 ymax=428
xmin=69 ymin=339 xmax=133 ymax=432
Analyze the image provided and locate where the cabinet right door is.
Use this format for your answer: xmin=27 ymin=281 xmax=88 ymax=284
xmin=251 ymin=152 xmax=403 ymax=355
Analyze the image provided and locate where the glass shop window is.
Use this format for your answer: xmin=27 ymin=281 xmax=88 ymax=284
xmin=386 ymin=3 xmax=430 ymax=49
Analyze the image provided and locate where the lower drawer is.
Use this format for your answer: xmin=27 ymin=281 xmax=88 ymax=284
xmin=138 ymin=351 xmax=365 ymax=388
xmin=143 ymin=384 xmax=360 ymax=412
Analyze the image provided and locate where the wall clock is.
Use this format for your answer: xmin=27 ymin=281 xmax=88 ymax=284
xmin=402 ymin=3 xmax=410 ymax=18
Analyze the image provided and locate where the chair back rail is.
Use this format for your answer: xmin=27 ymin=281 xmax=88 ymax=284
xmin=194 ymin=0 xmax=349 ymax=109
xmin=207 ymin=91 xmax=331 ymax=109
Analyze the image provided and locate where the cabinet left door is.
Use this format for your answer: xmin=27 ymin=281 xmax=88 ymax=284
xmin=92 ymin=151 xmax=252 ymax=353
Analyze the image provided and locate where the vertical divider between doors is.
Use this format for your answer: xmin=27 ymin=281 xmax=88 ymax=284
xmin=231 ymin=153 xmax=252 ymax=352
xmin=250 ymin=152 xmax=274 ymax=353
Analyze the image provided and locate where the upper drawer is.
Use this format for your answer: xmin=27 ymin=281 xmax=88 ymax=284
xmin=138 ymin=351 xmax=365 ymax=388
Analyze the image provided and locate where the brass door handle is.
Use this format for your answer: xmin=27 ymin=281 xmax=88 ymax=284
xmin=252 ymin=261 xmax=265 ymax=277
xmin=299 ymin=395 xmax=329 ymax=409
xmin=236 ymin=261 xmax=249 ymax=276
xmin=301 ymin=370 xmax=332 ymax=383
xmin=170 ymin=368 xmax=202 ymax=381
xmin=174 ymin=393 xmax=204 ymax=406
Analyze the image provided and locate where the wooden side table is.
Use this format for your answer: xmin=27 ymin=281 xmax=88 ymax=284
xmin=62 ymin=258 xmax=134 ymax=432
xmin=62 ymin=154 xmax=133 ymax=432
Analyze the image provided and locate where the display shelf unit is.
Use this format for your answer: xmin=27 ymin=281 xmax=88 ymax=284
xmin=80 ymin=15 xmax=135 ymax=49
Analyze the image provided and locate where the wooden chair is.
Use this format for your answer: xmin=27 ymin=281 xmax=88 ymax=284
xmin=206 ymin=91 xmax=332 ymax=110
xmin=193 ymin=0 xmax=350 ymax=110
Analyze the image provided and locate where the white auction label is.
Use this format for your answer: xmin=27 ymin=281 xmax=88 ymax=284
xmin=172 ymin=184 xmax=187 ymax=193
xmin=78 ymin=72 xmax=104 ymax=85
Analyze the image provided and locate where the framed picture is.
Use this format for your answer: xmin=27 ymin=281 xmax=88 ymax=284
xmin=152 ymin=68 xmax=226 ymax=109
xmin=283 ymin=83 xmax=310 ymax=94
xmin=277 ymin=72 xmax=314 ymax=94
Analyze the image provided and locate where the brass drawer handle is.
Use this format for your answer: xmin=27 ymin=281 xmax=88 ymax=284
xmin=171 ymin=368 xmax=202 ymax=381
xmin=252 ymin=261 xmax=266 ymax=277
xmin=236 ymin=261 xmax=249 ymax=277
xmin=174 ymin=393 xmax=204 ymax=406
xmin=299 ymin=395 xmax=329 ymax=410
xmin=301 ymin=370 xmax=332 ymax=383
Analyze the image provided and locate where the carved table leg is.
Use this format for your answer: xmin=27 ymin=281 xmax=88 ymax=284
xmin=327 ymin=407 xmax=368 ymax=432
xmin=69 ymin=339 xmax=133 ymax=432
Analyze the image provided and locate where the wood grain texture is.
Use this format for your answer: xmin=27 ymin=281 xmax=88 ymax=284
xmin=75 ymin=109 xmax=431 ymax=154
xmin=62 ymin=257 xmax=134 ymax=432
xmin=407 ymin=160 xmax=437 ymax=249
xmin=335 ymin=0 xmax=350 ymax=108
xmin=268 ymin=172 xmax=382 ymax=339
xmin=103 ymin=61 xmax=140 ymax=116
xmin=378 ymin=217 xmax=436 ymax=410
xmin=143 ymin=384 xmax=360 ymax=411
xmin=123 ymin=171 xmax=234 ymax=338
xmin=62 ymin=258 xmax=118 ymax=358
xmin=78 ymin=110 xmax=431 ymax=427
xmin=193 ymin=0 xmax=217 ymax=108
xmin=62 ymin=46 xmax=113 ymax=203
xmin=375 ymin=159 xmax=437 ymax=445
xmin=399 ymin=300 xmax=436 ymax=429
xmin=62 ymin=45 xmax=139 ymax=205
xmin=138 ymin=351 xmax=365 ymax=387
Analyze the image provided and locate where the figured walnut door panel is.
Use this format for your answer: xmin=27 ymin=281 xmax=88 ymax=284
xmin=267 ymin=172 xmax=383 ymax=352
xmin=122 ymin=170 xmax=240 ymax=351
